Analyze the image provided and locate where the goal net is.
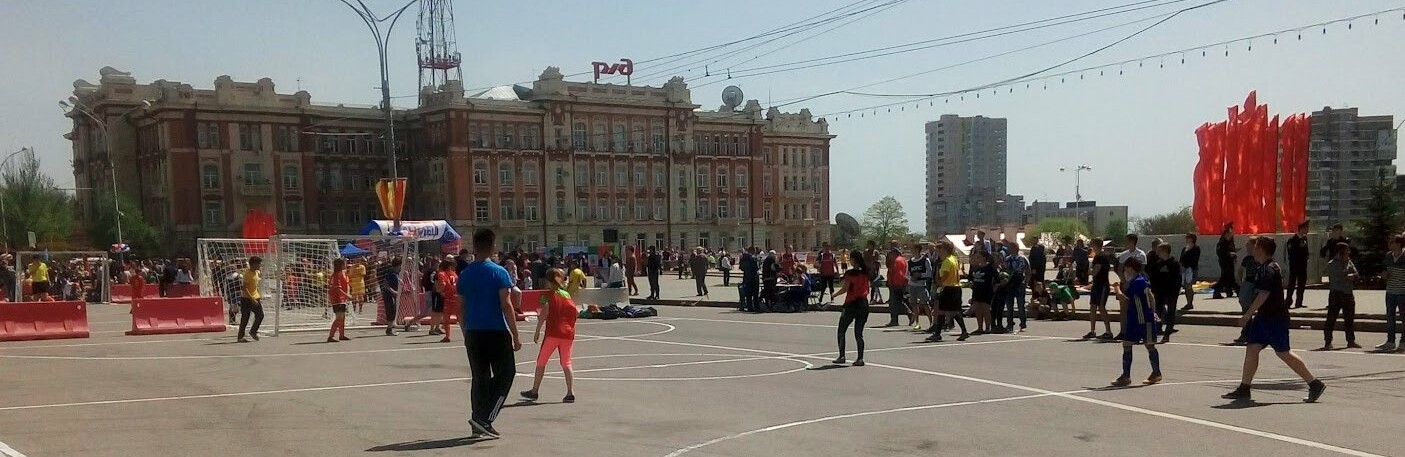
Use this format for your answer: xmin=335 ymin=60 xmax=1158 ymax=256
xmin=13 ymin=251 xmax=111 ymax=303
xmin=197 ymin=235 xmax=421 ymax=335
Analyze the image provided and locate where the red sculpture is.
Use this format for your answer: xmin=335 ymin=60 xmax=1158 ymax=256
xmin=1192 ymin=91 xmax=1310 ymax=235
xmin=241 ymin=208 xmax=278 ymax=253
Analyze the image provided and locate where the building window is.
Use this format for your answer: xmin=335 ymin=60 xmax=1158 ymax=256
xmin=634 ymin=203 xmax=646 ymax=221
xmin=616 ymin=202 xmax=626 ymax=220
xmin=555 ymin=198 xmax=566 ymax=221
xmin=763 ymin=146 xmax=772 ymax=164
xmin=502 ymin=125 xmax=515 ymax=149
xmin=597 ymin=203 xmax=607 ymax=221
xmin=473 ymin=161 xmax=487 ymax=184
xmin=523 ymin=163 xmax=537 ymax=185
xmin=737 ymin=169 xmax=747 ymax=188
xmin=633 ymin=166 xmax=645 ymax=187
xmin=328 ymin=167 xmax=342 ymax=190
xmin=475 ymin=199 xmax=489 ymax=222
xmin=203 ymin=201 xmax=223 ymax=227
xmin=468 ymin=124 xmax=482 ymax=148
xmin=525 ymin=125 xmax=541 ymax=149
xmin=275 ymin=126 xmax=295 ymax=152
xmin=698 ymin=200 xmax=710 ymax=219
xmin=572 ymin=122 xmax=587 ymax=149
xmin=578 ymin=198 xmax=590 ymax=220
xmin=499 ymin=199 xmax=513 ymax=221
xmin=554 ymin=167 xmax=566 ymax=186
xmin=763 ymin=175 xmax=771 ymax=196
xmin=594 ymin=164 xmax=608 ymax=187
xmin=594 ymin=123 xmax=608 ymax=151
xmin=679 ymin=202 xmax=688 ymax=221
xmin=613 ymin=124 xmax=627 ymax=152
xmin=282 ymin=166 xmax=299 ymax=190
xmin=632 ymin=127 xmax=645 ymax=152
xmin=350 ymin=173 xmax=364 ymax=191
xmin=737 ymin=200 xmax=748 ymax=219
xmin=700 ymin=232 xmax=710 ymax=248
xmin=525 ymin=198 xmax=538 ymax=221
xmin=615 ymin=165 xmax=627 ymax=187
xmin=573 ymin=164 xmax=587 ymax=186
xmin=283 ymin=202 xmax=303 ymax=226
xmin=200 ymin=164 xmax=220 ymax=190
xmin=238 ymin=124 xmax=260 ymax=151
xmin=697 ymin=168 xmax=709 ymax=189
xmin=718 ymin=201 xmax=729 ymax=218
xmin=491 ymin=126 xmax=504 ymax=148
xmin=717 ymin=168 xmax=728 ymax=188
xmin=654 ymin=198 xmax=664 ymax=220
xmin=652 ymin=125 xmax=665 ymax=153
xmin=654 ymin=166 xmax=665 ymax=188
xmin=197 ymin=122 xmax=221 ymax=149
xmin=242 ymin=163 xmax=264 ymax=185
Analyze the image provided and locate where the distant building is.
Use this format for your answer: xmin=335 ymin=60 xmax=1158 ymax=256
xmin=925 ymin=114 xmax=1023 ymax=237
xmin=64 ymin=67 xmax=834 ymax=254
xmin=1306 ymin=107 xmax=1397 ymax=225
xmin=1023 ymin=201 xmax=1129 ymax=237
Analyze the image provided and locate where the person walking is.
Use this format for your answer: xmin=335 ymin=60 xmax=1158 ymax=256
xmin=381 ymin=257 xmax=402 ymax=336
xmin=927 ymin=241 xmax=970 ymax=342
xmin=1285 ymin=222 xmax=1311 ymax=309
xmin=1150 ymin=244 xmax=1182 ymax=343
xmin=830 ymin=250 xmax=872 ymax=367
xmin=521 ymin=268 xmax=578 ymax=404
xmin=1084 ymin=239 xmax=1115 ymax=340
xmin=1320 ymin=242 xmax=1360 ymax=350
xmin=817 ymin=242 xmax=839 ymax=296
xmin=624 ymin=245 xmax=640 ymax=296
xmin=435 ymin=259 xmax=460 ymax=343
xmin=1213 ymin=224 xmax=1238 ymax=300
xmin=237 ymin=257 xmax=264 ymax=343
xmin=1221 ymin=237 xmax=1326 ymax=403
xmin=689 ymin=247 xmax=710 ymax=297
xmin=458 ymin=228 xmax=523 ymax=439
xmin=645 ymin=246 xmax=662 ymax=301
xmin=1179 ymin=233 xmax=1201 ymax=311
xmin=1110 ymin=257 xmax=1164 ymax=387
xmin=906 ymin=243 xmax=935 ymax=331
xmin=1378 ymin=235 xmax=1405 ymax=352
xmin=718 ymin=249 xmax=734 ymax=287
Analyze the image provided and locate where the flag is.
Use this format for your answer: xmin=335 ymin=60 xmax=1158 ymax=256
xmin=376 ymin=178 xmax=408 ymax=223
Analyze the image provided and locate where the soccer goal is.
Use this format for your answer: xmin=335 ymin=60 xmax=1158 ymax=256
xmin=14 ymin=250 xmax=111 ymax=303
xmin=197 ymin=235 xmax=422 ymax=335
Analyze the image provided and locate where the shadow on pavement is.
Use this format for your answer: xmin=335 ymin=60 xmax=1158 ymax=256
xmin=807 ymin=365 xmax=848 ymax=371
xmin=1211 ymin=400 xmax=1298 ymax=410
xmin=366 ymin=436 xmax=493 ymax=451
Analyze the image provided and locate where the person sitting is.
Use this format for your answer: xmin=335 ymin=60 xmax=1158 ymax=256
xmin=781 ymin=264 xmax=813 ymax=312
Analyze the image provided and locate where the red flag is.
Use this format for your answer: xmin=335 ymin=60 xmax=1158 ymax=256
xmin=376 ymin=178 xmax=408 ymax=225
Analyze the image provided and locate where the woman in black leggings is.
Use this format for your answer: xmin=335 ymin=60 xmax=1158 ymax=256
xmin=830 ymin=250 xmax=872 ymax=367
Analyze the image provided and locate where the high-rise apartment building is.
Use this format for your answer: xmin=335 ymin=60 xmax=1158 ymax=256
xmin=64 ymin=67 xmax=834 ymax=255
xmin=925 ymin=114 xmax=1022 ymax=237
xmin=1306 ymin=107 xmax=1397 ymax=225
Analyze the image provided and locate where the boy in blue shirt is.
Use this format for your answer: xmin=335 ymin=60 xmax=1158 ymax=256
xmin=1111 ymin=258 xmax=1161 ymax=386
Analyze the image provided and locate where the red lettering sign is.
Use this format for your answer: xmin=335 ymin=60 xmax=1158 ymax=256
xmin=591 ymin=58 xmax=634 ymax=82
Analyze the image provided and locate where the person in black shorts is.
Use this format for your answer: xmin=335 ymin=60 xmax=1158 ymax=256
xmin=1221 ymin=237 xmax=1326 ymax=403
xmin=927 ymin=241 xmax=970 ymax=342
xmin=1084 ymin=238 xmax=1114 ymax=340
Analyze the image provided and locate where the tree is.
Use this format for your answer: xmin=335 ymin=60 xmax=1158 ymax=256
xmin=860 ymin=196 xmax=909 ymax=245
xmin=86 ymin=191 xmax=162 ymax=255
xmin=1025 ymin=217 xmax=1090 ymax=245
xmin=0 ymin=149 xmax=74 ymax=250
xmin=1104 ymin=218 xmax=1129 ymax=240
xmin=1134 ymin=206 xmax=1196 ymax=235
xmin=1351 ymin=172 xmax=1401 ymax=281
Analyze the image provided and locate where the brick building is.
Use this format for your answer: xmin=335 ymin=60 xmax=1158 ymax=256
xmin=65 ymin=67 xmax=833 ymax=255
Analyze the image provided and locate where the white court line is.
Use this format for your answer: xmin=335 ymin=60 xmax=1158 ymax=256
xmin=524 ymin=353 xmax=815 ymax=382
xmin=609 ymin=335 xmax=1385 ymax=457
xmin=0 ymin=441 xmax=27 ymax=457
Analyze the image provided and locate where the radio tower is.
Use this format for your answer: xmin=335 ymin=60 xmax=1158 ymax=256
xmin=416 ymin=0 xmax=462 ymax=104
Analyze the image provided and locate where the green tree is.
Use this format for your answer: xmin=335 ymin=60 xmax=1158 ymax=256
xmin=1351 ymin=172 xmax=1401 ymax=281
xmin=1025 ymin=217 xmax=1090 ymax=244
xmin=86 ymin=191 xmax=162 ymax=255
xmin=860 ymin=196 xmax=909 ymax=245
xmin=1133 ymin=206 xmax=1196 ymax=235
xmin=0 ymin=148 xmax=74 ymax=249
xmin=1104 ymin=218 xmax=1129 ymax=240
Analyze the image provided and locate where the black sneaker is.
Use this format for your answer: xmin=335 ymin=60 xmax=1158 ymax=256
xmin=249 ymin=333 xmax=260 ymax=341
xmin=1221 ymin=386 xmax=1252 ymax=400
xmin=832 ymin=357 xmax=846 ymax=365
xmin=469 ymin=419 xmax=499 ymax=438
xmin=1305 ymin=380 xmax=1326 ymax=403
xmin=925 ymin=334 xmax=943 ymax=343
xmin=1099 ymin=332 xmax=1114 ymax=340
xmin=563 ymin=394 xmax=576 ymax=403
xmin=1082 ymin=332 xmax=1097 ymax=340
xmin=520 ymin=390 xmax=538 ymax=401
xmin=237 ymin=338 xmax=250 ymax=343
xmin=956 ymin=333 xmax=970 ymax=342
xmin=852 ymin=360 xmax=865 ymax=367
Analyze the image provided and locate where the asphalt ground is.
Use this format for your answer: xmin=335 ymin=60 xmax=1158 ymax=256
xmin=0 ymin=303 xmax=1401 ymax=457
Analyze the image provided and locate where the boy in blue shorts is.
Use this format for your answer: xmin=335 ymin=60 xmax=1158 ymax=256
xmin=1111 ymin=257 xmax=1161 ymax=386
xmin=1222 ymin=237 xmax=1326 ymax=403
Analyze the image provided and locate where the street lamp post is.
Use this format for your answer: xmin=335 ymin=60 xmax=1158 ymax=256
xmin=59 ymin=98 xmax=150 ymax=259
xmin=1059 ymin=164 xmax=1093 ymax=227
xmin=0 ymin=147 xmax=31 ymax=249
xmin=339 ymin=0 xmax=416 ymax=233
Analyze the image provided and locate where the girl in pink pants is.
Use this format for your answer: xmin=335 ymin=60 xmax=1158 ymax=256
xmin=521 ymin=268 xmax=578 ymax=403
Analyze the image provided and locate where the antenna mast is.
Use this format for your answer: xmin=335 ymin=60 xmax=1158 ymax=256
xmin=416 ymin=0 xmax=462 ymax=105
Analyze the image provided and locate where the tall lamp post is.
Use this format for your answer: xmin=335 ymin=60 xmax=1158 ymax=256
xmin=339 ymin=0 xmax=416 ymax=233
xmin=0 ymin=147 xmax=32 ymax=249
xmin=1059 ymin=164 xmax=1093 ymax=227
xmin=59 ymin=98 xmax=150 ymax=259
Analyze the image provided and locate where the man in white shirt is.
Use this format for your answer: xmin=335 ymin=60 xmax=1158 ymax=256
xmin=1116 ymin=233 xmax=1147 ymax=284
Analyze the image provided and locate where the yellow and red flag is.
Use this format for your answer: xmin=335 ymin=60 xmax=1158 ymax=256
xmin=375 ymin=178 xmax=408 ymax=224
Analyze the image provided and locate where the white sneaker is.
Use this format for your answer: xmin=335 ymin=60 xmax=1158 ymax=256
xmin=1375 ymin=342 xmax=1397 ymax=352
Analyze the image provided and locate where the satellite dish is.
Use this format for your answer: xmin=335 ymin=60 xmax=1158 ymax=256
xmin=722 ymin=85 xmax=744 ymax=110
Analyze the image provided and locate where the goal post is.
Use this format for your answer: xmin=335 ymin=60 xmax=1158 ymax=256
xmin=14 ymin=250 xmax=111 ymax=303
xmin=197 ymin=235 xmax=422 ymax=336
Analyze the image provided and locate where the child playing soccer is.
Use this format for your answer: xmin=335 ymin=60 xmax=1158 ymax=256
xmin=327 ymin=258 xmax=351 ymax=343
xmin=435 ymin=259 xmax=459 ymax=343
xmin=1222 ymin=237 xmax=1327 ymax=403
xmin=521 ymin=268 xmax=579 ymax=403
xmin=1111 ymin=258 xmax=1163 ymax=386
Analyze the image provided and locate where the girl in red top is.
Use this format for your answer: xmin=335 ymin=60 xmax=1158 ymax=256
xmin=829 ymin=251 xmax=872 ymax=367
xmin=434 ymin=259 xmax=459 ymax=343
xmin=129 ymin=263 xmax=147 ymax=301
xmin=521 ymin=268 xmax=578 ymax=403
xmin=327 ymin=258 xmax=351 ymax=342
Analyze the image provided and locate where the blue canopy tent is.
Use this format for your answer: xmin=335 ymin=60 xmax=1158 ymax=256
xmin=339 ymin=243 xmax=371 ymax=257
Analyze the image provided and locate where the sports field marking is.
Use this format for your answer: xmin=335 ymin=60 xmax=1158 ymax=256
xmin=0 ymin=440 xmax=27 ymax=457
xmin=615 ymin=336 xmax=1386 ymax=457
xmin=523 ymin=353 xmax=815 ymax=381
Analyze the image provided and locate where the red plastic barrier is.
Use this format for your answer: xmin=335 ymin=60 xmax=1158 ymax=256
xmin=0 ymin=301 xmax=89 ymax=342
xmin=127 ymin=297 xmax=227 ymax=335
xmin=111 ymin=284 xmax=161 ymax=303
xmin=168 ymin=283 xmax=200 ymax=298
xmin=516 ymin=290 xmax=546 ymax=321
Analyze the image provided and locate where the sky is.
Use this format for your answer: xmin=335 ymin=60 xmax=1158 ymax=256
xmin=2 ymin=0 xmax=1403 ymax=232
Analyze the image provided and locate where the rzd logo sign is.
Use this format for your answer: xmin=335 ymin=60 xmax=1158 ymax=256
xmin=592 ymin=58 xmax=633 ymax=84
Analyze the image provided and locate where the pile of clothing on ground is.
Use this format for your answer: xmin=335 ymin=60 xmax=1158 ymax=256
xmin=580 ymin=304 xmax=659 ymax=320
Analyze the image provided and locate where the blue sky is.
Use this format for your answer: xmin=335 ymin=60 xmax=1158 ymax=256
xmin=3 ymin=0 xmax=1403 ymax=231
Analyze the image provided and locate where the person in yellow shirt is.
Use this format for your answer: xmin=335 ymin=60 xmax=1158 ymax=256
xmin=27 ymin=257 xmax=51 ymax=302
xmin=566 ymin=259 xmax=587 ymax=298
xmin=238 ymin=256 xmax=264 ymax=343
xmin=927 ymin=241 xmax=970 ymax=342
xmin=348 ymin=260 xmax=367 ymax=314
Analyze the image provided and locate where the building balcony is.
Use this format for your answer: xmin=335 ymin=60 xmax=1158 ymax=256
xmin=240 ymin=180 xmax=273 ymax=196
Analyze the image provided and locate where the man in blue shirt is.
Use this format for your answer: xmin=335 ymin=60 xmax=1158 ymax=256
xmin=380 ymin=257 xmax=402 ymax=336
xmin=457 ymin=229 xmax=521 ymax=439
